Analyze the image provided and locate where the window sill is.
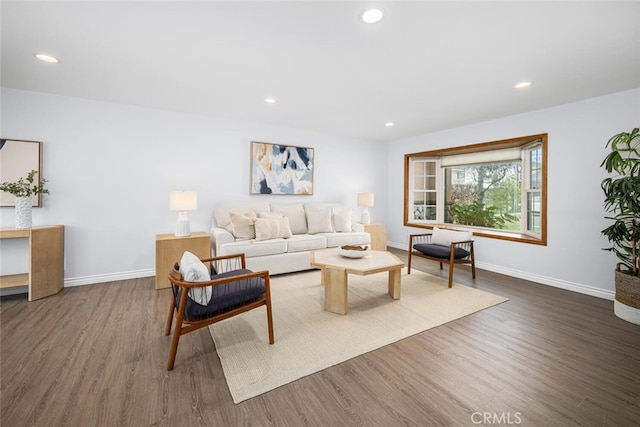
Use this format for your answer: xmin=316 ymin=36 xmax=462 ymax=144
xmin=406 ymin=223 xmax=546 ymax=246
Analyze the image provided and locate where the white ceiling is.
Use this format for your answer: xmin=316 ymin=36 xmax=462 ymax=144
xmin=2 ymin=1 xmax=639 ymax=142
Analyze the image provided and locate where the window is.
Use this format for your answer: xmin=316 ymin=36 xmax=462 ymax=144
xmin=404 ymin=134 xmax=547 ymax=245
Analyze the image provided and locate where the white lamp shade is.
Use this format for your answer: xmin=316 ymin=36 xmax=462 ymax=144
xmin=357 ymin=193 xmax=374 ymax=207
xmin=170 ymin=191 xmax=197 ymax=211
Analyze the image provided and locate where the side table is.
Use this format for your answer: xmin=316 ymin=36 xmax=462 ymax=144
xmin=155 ymin=232 xmax=211 ymax=289
xmin=363 ymin=223 xmax=387 ymax=251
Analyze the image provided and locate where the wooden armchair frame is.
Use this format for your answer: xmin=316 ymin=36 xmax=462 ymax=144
xmin=165 ymin=252 xmax=274 ymax=371
xmin=407 ymin=233 xmax=476 ymax=288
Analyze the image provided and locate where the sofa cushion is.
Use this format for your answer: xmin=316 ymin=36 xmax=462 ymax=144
xmin=219 ymin=238 xmax=287 ymax=258
xmin=286 ymin=234 xmax=327 ymax=253
xmin=304 ymin=202 xmax=344 ymax=213
xmin=178 ymin=269 xmax=265 ymax=320
xmin=258 ymin=210 xmax=282 ymax=219
xmin=324 ymin=232 xmax=370 ymax=248
xmin=271 ymin=203 xmax=308 ymax=234
xmin=307 ymin=208 xmax=334 ymax=234
xmin=413 ymin=243 xmax=470 ymax=259
xmin=255 ymin=217 xmax=293 ymax=241
xmin=333 ymin=209 xmax=352 ymax=232
xmin=229 ymin=211 xmax=256 ymax=240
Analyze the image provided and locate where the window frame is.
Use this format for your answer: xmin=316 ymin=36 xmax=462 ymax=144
xmin=403 ymin=133 xmax=547 ymax=246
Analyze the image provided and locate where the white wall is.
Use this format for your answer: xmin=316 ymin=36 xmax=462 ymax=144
xmin=3 ymin=87 xmax=638 ymax=300
xmin=386 ymin=88 xmax=640 ymax=299
xmin=1 ymin=88 xmax=388 ymax=286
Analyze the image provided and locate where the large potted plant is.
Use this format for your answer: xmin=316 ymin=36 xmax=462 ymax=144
xmin=601 ymin=127 xmax=640 ymax=324
xmin=0 ymin=169 xmax=49 ymax=229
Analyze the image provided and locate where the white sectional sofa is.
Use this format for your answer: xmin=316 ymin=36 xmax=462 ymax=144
xmin=211 ymin=201 xmax=371 ymax=275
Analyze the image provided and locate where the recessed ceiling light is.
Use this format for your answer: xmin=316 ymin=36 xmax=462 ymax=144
xmin=514 ymin=81 xmax=533 ymax=89
xmin=34 ymin=53 xmax=60 ymax=63
xmin=362 ymin=9 xmax=383 ymax=24
xmin=264 ymin=97 xmax=277 ymax=104
xmin=385 ymin=122 xmax=394 ymax=127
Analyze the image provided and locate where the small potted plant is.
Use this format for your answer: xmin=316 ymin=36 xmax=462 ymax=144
xmin=601 ymin=127 xmax=640 ymax=324
xmin=0 ymin=169 xmax=49 ymax=229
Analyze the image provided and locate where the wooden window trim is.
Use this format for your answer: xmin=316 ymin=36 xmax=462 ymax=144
xmin=404 ymin=133 xmax=547 ymax=246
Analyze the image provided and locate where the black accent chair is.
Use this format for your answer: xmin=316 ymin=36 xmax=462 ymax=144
xmin=165 ymin=253 xmax=274 ymax=370
xmin=407 ymin=230 xmax=476 ymax=288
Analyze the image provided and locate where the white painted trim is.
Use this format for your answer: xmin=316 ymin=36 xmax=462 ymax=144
xmin=0 ymin=269 xmax=155 ymax=297
xmin=3 ymin=244 xmax=616 ymax=302
xmin=64 ymin=268 xmax=155 ymax=287
xmin=387 ymin=241 xmax=614 ymax=301
xmin=476 ymin=262 xmax=614 ymax=300
xmin=0 ymin=268 xmax=156 ymax=297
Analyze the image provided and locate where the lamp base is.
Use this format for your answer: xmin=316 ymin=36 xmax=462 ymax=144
xmin=175 ymin=212 xmax=191 ymax=237
xmin=360 ymin=210 xmax=370 ymax=224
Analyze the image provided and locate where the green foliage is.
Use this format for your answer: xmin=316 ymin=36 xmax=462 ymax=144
xmin=601 ymin=127 xmax=640 ymax=276
xmin=0 ymin=169 xmax=49 ymax=197
xmin=450 ymin=200 xmax=516 ymax=229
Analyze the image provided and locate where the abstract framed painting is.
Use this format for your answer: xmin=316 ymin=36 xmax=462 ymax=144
xmin=250 ymin=141 xmax=314 ymax=195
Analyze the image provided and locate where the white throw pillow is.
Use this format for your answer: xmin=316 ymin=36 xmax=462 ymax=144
xmin=179 ymin=251 xmax=212 ymax=306
xmin=431 ymin=226 xmax=473 ymax=246
xmin=254 ymin=217 xmax=293 ymax=241
xmin=333 ymin=210 xmax=352 ymax=232
xmin=229 ymin=211 xmax=256 ymax=240
xmin=306 ymin=209 xmax=334 ymax=234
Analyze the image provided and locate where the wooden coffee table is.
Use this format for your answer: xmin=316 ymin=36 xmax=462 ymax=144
xmin=310 ymin=248 xmax=405 ymax=315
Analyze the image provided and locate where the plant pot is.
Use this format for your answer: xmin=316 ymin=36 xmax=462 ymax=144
xmin=614 ymin=269 xmax=640 ymax=325
xmin=15 ymin=196 xmax=32 ymax=229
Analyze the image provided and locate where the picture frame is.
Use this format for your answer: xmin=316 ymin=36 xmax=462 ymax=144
xmin=250 ymin=141 xmax=314 ymax=195
xmin=0 ymin=139 xmax=44 ymax=207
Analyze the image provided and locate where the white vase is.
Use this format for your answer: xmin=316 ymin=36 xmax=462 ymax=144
xmin=15 ymin=196 xmax=33 ymax=229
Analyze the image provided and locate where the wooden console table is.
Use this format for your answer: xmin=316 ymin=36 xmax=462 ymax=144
xmin=0 ymin=225 xmax=65 ymax=301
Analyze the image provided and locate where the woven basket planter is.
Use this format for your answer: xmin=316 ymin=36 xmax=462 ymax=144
xmin=614 ymin=269 xmax=640 ymax=325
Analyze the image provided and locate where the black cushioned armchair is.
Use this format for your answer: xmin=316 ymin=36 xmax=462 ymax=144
xmin=408 ymin=227 xmax=476 ymax=288
xmin=165 ymin=253 xmax=274 ymax=370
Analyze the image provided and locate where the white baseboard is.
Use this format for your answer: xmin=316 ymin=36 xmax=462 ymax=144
xmin=4 ymin=245 xmax=616 ymax=302
xmin=387 ymin=241 xmax=614 ymax=301
xmin=64 ymin=268 xmax=155 ymax=288
xmin=0 ymin=268 xmax=155 ymax=297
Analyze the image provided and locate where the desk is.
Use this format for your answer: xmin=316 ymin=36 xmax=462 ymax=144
xmin=0 ymin=225 xmax=65 ymax=301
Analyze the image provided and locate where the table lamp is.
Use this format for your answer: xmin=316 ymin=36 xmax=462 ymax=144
xmin=170 ymin=191 xmax=197 ymax=237
xmin=358 ymin=192 xmax=374 ymax=224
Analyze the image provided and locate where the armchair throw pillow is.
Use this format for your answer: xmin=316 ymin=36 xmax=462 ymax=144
xmin=179 ymin=251 xmax=212 ymax=306
xmin=431 ymin=226 xmax=473 ymax=246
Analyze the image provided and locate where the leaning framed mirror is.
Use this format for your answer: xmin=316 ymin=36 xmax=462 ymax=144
xmin=0 ymin=139 xmax=44 ymax=207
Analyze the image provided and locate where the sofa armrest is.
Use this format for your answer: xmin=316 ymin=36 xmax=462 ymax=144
xmin=211 ymin=227 xmax=235 ymax=255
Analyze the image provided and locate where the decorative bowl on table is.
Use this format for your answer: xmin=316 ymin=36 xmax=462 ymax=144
xmin=337 ymin=245 xmax=371 ymax=258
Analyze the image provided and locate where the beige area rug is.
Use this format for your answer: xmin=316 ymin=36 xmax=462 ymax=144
xmin=209 ymin=269 xmax=508 ymax=403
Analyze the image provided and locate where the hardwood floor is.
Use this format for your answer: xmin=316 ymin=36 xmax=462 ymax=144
xmin=2 ymin=247 xmax=639 ymax=426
